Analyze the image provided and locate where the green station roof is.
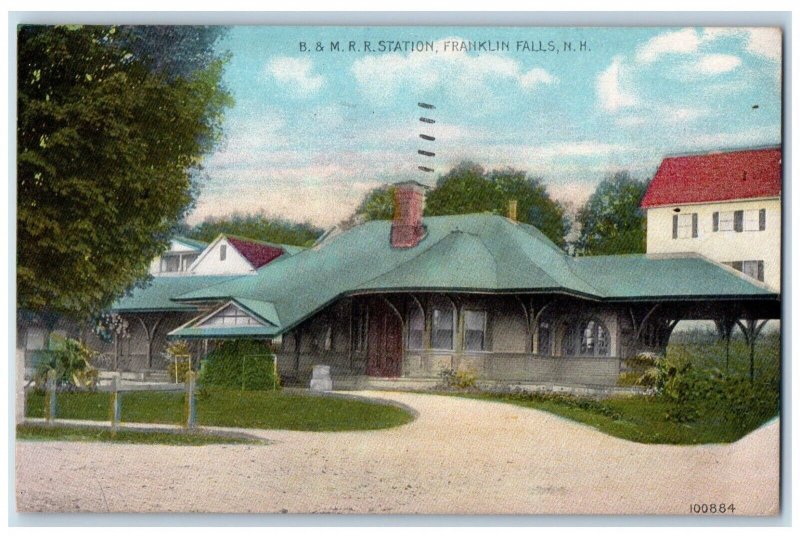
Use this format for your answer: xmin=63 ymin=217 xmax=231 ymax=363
xmin=111 ymin=275 xmax=242 ymax=313
xmin=164 ymin=214 xmax=777 ymax=339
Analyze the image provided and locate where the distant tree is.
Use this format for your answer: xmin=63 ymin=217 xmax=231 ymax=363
xmin=489 ymin=167 xmax=570 ymax=248
xmin=186 ymin=213 xmax=324 ymax=247
xmin=349 ymin=161 xmax=570 ymax=247
xmin=353 ymin=184 xmax=397 ymax=221
xmin=17 ymin=25 xmax=232 ymax=319
xmin=425 ymin=162 xmax=501 ymax=216
xmin=427 ymin=161 xmax=569 ymax=247
xmin=573 ymin=171 xmax=649 ymax=256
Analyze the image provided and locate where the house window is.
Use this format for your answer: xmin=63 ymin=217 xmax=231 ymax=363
xmin=200 ymin=304 xmax=262 ymax=327
xmin=181 ymin=254 xmax=198 ymax=271
xmin=537 ymin=321 xmax=551 ymax=355
xmin=431 ymin=305 xmax=455 ymax=350
xmin=407 ymin=305 xmax=424 ymax=350
xmin=673 ymin=213 xmax=697 ymax=239
xmin=717 ymin=211 xmax=735 ymax=232
xmin=352 ymin=303 xmax=368 ymax=352
xmin=561 ymin=319 xmax=610 ymax=357
xmin=725 ymin=260 xmax=765 ymax=282
xmin=464 ymin=310 xmax=487 ymax=352
xmin=219 ymin=244 xmax=227 ymax=261
xmin=160 ymin=254 xmax=180 ymax=273
xmin=743 ymin=209 xmax=760 ymax=231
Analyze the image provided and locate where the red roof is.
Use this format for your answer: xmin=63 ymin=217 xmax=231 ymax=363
xmin=226 ymin=236 xmax=285 ymax=269
xmin=641 ymin=147 xmax=782 ymax=208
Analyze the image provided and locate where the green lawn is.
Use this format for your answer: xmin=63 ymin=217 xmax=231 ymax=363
xmin=25 ymin=388 xmax=414 ymax=432
xmin=16 ymin=424 xmax=263 ymax=445
xmin=455 ymin=392 xmax=776 ymax=445
xmin=447 ymin=334 xmax=781 ymax=445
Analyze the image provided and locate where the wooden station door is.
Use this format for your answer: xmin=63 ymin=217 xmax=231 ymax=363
xmin=366 ymin=299 xmax=403 ymax=377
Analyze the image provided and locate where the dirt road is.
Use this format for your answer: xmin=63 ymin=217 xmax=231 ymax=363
xmin=15 ymin=391 xmax=780 ymax=515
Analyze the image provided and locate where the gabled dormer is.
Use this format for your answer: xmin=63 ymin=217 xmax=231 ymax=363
xmin=188 ymin=234 xmax=289 ymax=275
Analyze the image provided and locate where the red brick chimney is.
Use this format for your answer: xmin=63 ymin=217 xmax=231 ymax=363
xmin=390 ymin=181 xmax=427 ymax=248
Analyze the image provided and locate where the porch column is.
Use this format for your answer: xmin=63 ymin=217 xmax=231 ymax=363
xmin=135 ymin=314 xmax=165 ymax=370
xmin=715 ymin=315 xmax=737 ymax=372
xmin=735 ymin=318 xmax=769 ymax=383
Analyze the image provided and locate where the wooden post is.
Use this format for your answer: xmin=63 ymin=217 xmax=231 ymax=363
xmin=110 ymin=374 xmax=121 ymax=433
xmin=45 ymin=370 xmax=57 ymax=426
xmin=184 ymin=371 xmax=197 ymax=430
xmin=16 ymin=348 xmax=25 ymax=425
xmin=273 ymin=354 xmax=278 ymax=391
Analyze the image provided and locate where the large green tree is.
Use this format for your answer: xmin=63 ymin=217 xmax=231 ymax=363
xmin=184 ymin=213 xmax=324 ymax=247
xmin=352 ymin=161 xmax=569 ymax=247
xmin=573 ymin=171 xmax=649 ymax=256
xmin=17 ymin=25 xmax=232 ymax=318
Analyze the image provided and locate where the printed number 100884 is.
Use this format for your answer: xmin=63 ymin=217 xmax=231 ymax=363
xmin=690 ymin=503 xmax=735 ymax=514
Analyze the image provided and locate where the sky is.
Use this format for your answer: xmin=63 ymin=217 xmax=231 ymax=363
xmin=188 ymin=26 xmax=783 ymax=227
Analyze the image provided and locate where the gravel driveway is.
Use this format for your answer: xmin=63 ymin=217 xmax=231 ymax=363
xmin=15 ymin=391 xmax=779 ymax=515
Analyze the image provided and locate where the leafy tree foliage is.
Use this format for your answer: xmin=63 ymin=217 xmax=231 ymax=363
xmin=573 ymin=171 xmax=649 ymax=255
xmin=17 ymin=25 xmax=232 ymax=319
xmin=184 ymin=213 xmax=324 ymax=247
xmin=352 ymin=184 xmax=397 ymax=221
xmin=353 ymin=161 xmax=570 ymax=247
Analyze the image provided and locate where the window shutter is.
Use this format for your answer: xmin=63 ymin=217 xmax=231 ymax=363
xmin=759 ymin=209 xmax=766 ymax=230
xmin=672 ymin=214 xmax=678 ymax=239
xmin=691 ymin=213 xmax=698 ymax=238
xmin=758 ymin=261 xmax=764 ymax=282
xmin=712 ymin=212 xmax=719 ymax=232
xmin=734 ymin=210 xmax=743 ymax=232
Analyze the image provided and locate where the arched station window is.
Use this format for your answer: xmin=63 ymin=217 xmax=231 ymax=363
xmin=431 ymin=299 xmax=455 ymax=350
xmin=407 ymin=304 xmax=424 ymax=350
xmin=560 ymin=318 xmax=610 ymax=357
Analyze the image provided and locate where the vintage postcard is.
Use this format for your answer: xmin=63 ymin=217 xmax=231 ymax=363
xmin=13 ymin=20 xmax=783 ymax=518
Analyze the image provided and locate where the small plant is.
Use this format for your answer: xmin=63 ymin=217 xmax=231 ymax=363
xmin=164 ymin=341 xmax=192 ymax=383
xmin=34 ymin=337 xmax=98 ymax=392
xmin=438 ymin=367 xmax=478 ymax=390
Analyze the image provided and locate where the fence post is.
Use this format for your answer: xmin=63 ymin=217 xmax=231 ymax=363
xmin=184 ymin=371 xmax=197 ymax=430
xmin=45 ymin=370 xmax=57 ymax=426
xmin=16 ymin=348 xmax=25 ymax=425
xmin=110 ymin=374 xmax=121 ymax=432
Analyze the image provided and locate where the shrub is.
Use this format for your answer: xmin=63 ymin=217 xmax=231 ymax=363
xmin=164 ymin=341 xmax=192 ymax=383
xmin=34 ymin=337 xmax=98 ymax=392
xmin=438 ymin=367 xmax=478 ymax=390
xmin=199 ymin=340 xmax=279 ymax=391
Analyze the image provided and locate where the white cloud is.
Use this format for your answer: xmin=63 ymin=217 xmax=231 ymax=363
xmin=351 ymin=37 xmax=557 ymax=102
xmin=691 ymin=126 xmax=782 ymax=150
xmin=695 ymin=54 xmax=742 ymax=75
xmin=266 ymin=56 xmax=325 ymax=95
xmin=743 ymin=28 xmax=782 ymax=62
xmin=530 ymin=141 xmax=629 ymax=160
xmin=636 ymin=28 xmax=701 ymax=64
xmin=614 ymin=115 xmax=647 ymax=128
xmin=596 ymin=56 xmax=638 ymax=112
xmin=702 ymin=27 xmax=782 ymax=62
xmin=519 ymin=68 xmax=556 ymax=89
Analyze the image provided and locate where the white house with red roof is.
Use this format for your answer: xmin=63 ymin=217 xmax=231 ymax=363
xmin=641 ymin=146 xmax=782 ymax=291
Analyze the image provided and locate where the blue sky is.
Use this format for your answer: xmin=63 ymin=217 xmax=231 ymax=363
xmin=190 ymin=26 xmax=782 ymax=227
